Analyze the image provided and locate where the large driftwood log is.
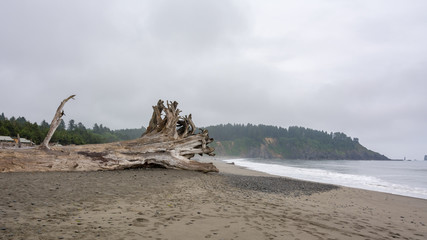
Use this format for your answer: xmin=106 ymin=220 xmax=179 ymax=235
xmin=0 ymin=100 xmax=218 ymax=173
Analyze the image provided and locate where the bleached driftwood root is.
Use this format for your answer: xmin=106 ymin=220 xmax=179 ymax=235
xmin=0 ymin=100 xmax=218 ymax=173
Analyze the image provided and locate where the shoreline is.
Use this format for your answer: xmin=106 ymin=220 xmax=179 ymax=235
xmin=1 ymin=158 xmax=426 ymax=239
xmin=202 ymin=156 xmax=427 ymax=201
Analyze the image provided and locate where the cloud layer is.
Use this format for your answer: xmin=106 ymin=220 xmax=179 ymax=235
xmin=1 ymin=0 xmax=426 ymax=159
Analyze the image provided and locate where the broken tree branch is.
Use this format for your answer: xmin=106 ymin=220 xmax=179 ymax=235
xmin=39 ymin=95 xmax=75 ymax=150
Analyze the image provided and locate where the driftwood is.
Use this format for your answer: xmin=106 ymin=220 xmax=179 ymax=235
xmin=0 ymin=99 xmax=218 ymax=173
xmin=17 ymin=134 xmax=21 ymax=148
xmin=39 ymin=95 xmax=75 ymax=150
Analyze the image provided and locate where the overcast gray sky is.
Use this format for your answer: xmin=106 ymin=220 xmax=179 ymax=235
xmin=1 ymin=0 xmax=426 ymax=160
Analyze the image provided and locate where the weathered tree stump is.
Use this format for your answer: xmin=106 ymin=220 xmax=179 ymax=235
xmin=0 ymin=99 xmax=218 ymax=173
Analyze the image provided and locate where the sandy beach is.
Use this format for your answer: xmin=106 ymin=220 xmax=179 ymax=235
xmin=1 ymin=158 xmax=426 ymax=240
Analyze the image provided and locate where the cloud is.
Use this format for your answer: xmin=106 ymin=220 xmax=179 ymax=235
xmin=146 ymin=0 xmax=248 ymax=52
xmin=0 ymin=0 xmax=426 ymax=159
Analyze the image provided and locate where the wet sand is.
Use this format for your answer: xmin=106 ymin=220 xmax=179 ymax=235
xmin=1 ymin=158 xmax=426 ymax=240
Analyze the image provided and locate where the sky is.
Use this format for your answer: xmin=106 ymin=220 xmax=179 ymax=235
xmin=1 ymin=0 xmax=426 ymax=160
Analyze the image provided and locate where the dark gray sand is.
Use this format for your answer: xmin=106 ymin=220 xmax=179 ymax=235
xmin=1 ymin=169 xmax=426 ymax=240
xmin=224 ymin=174 xmax=338 ymax=195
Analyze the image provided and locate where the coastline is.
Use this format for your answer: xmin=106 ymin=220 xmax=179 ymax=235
xmin=205 ymin=156 xmax=427 ymax=200
xmin=0 ymin=158 xmax=426 ymax=239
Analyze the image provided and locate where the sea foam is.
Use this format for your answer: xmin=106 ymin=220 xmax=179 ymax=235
xmin=224 ymin=158 xmax=427 ymax=199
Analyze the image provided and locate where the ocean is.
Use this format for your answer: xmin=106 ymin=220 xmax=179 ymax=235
xmin=223 ymin=158 xmax=427 ymax=200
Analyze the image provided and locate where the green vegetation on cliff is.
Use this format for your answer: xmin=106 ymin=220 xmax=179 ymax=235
xmin=206 ymin=124 xmax=388 ymax=160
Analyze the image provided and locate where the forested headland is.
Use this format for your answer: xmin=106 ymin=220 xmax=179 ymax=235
xmin=206 ymin=124 xmax=389 ymax=160
xmin=0 ymin=113 xmax=388 ymax=160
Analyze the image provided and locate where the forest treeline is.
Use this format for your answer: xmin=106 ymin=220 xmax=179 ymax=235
xmin=205 ymin=124 xmax=389 ymax=160
xmin=0 ymin=113 xmax=145 ymax=145
xmin=1 ymin=113 xmax=388 ymax=160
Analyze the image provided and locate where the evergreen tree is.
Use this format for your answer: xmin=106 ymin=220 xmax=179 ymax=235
xmin=0 ymin=126 xmax=10 ymax=136
xmin=93 ymin=123 xmax=100 ymax=133
xmin=40 ymin=120 xmax=49 ymax=130
xmin=58 ymin=120 xmax=66 ymax=130
xmin=68 ymin=119 xmax=76 ymax=131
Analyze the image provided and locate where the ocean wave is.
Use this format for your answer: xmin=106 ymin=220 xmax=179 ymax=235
xmin=224 ymin=158 xmax=427 ymax=199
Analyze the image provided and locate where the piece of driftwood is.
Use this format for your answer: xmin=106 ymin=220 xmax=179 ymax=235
xmin=17 ymin=133 xmax=21 ymax=148
xmin=0 ymin=99 xmax=218 ymax=173
xmin=39 ymin=95 xmax=75 ymax=150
